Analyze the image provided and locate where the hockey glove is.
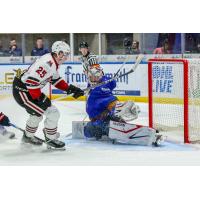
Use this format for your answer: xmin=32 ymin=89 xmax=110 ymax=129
xmin=0 ymin=112 xmax=10 ymax=126
xmin=66 ymin=84 xmax=84 ymax=99
xmin=35 ymin=93 xmax=51 ymax=109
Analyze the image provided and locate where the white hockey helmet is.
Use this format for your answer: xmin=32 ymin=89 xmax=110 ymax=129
xmin=51 ymin=41 xmax=70 ymax=56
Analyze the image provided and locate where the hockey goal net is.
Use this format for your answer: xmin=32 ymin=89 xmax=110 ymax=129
xmin=148 ymin=58 xmax=200 ymax=143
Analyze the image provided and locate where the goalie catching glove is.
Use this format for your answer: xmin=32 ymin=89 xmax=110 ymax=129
xmin=66 ymin=84 xmax=84 ymax=99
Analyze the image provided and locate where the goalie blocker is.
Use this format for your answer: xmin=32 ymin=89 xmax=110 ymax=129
xmin=72 ymin=121 xmax=163 ymax=146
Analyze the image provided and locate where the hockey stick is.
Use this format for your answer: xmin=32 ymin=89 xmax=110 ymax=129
xmin=9 ymin=122 xmax=45 ymax=143
xmin=111 ymin=55 xmax=132 ymax=79
xmin=9 ymin=123 xmax=26 ymax=133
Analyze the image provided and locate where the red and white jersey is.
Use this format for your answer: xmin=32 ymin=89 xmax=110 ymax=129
xmin=21 ymin=53 xmax=69 ymax=99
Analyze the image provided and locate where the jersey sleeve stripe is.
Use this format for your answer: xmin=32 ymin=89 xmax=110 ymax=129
xmin=26 ymin=79 xmax=40 ymax=85
xmin=27 ymin=76 xmax=40 ymax=83
xmin=51 ymin=77 xmax=62 ymax=86
xmin=26 ymin=85 xmax=41 ymax=89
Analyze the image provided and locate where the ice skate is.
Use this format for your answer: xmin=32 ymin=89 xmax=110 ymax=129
xmin=43 ymin=129 xmax=65 ymax=150
xmin=22 ymin=132 xmax=43 ymax=146
xmin=152 ymin=134 xmax=164 ymax=147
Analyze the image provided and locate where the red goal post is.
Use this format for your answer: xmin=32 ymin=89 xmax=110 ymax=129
xmin=148 ymin=58 xmax=190 ymax=143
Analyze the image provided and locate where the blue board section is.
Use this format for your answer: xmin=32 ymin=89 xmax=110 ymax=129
xmin=112 ymin=90 xmax=140 ymax=96
xmin=52 ymin=89 xmax=140 ymax=96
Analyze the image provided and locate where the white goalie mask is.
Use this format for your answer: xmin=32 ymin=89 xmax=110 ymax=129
xmin=87 ymin=64 xmax=103 ymax=85
xmin=52 ymin=41 xmax=70 ymax=63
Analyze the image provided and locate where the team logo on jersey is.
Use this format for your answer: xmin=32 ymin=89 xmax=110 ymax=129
xmin=13 ymin=68 xmax=24 ymax=78
xmin=101 ymin=88 xmax=110 ymax=92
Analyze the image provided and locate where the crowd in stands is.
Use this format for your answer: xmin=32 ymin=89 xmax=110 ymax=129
xmin=1 ymin=34 xmax=200 ymax=57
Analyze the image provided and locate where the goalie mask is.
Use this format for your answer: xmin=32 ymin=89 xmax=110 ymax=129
xmin=87 ymin=64 xmax=103 ymax=85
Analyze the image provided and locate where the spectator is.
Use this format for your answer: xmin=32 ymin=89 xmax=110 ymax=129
xmin=130 ymin=40 xmax=140 ymax=54
xmin=193 ymin=42 xmax=200 ymax=53
xmin=185 ymin=34 xmax=196 ymax=53
xmin=0 ymin=40 xmax=5 ymax=56
xmin=153 ymin=39 xmax=172 ymax=54
xmin=31 ymin=37 xmax=49 ymax=56
xmin=124 ymin=39 xmax=140 ymax=54
xmin=6 ymin=38 xmax=22 ymax=56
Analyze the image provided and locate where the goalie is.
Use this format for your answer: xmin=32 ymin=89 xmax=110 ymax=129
xmin=82 ymin=65 xmax=163 ymax=146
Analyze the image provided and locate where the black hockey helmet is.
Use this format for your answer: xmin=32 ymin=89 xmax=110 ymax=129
xmin=79 ymin=41 xmax=89 ymax=48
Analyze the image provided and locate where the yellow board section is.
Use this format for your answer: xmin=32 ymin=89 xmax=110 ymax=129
xmin=50 ymin=95 xmax=149 ymax=102
xmin=0 ymin=95 xmax=12 ymax=100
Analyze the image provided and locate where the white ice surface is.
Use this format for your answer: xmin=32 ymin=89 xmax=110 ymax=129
xmin=1 ymin=97 xmax=200 ymax=166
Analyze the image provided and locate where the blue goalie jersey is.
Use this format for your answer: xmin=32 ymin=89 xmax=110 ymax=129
xmin=86 ymin=76 xmax=117 ymax=119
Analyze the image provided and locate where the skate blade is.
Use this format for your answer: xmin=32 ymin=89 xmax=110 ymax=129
xmin=46 ymin=145 xmax=66 ymax=151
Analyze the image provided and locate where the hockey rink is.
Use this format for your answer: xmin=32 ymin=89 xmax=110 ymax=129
xmin=1 ymin=96 xmax=200 ymax=166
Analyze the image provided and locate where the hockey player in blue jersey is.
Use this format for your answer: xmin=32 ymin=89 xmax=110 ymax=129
xmin=83 ymin=64 xmax=163 ymax=146
xmin=84 ymin=64 xmax=121 ymax=139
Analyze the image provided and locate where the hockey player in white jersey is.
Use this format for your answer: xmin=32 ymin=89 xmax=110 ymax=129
xmin=12 ymin=41 xmax=84 ymax=149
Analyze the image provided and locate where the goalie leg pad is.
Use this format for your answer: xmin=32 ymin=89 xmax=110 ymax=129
xmin=72 ymin=120 xmax=109 ymax=140
xmin=109 ymin=121 xmax=156 ymax=146
xmin=84 ymin=120 xmax=109 ymax=140
xmin=72 ymin=121 xmax=88 ymax=139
